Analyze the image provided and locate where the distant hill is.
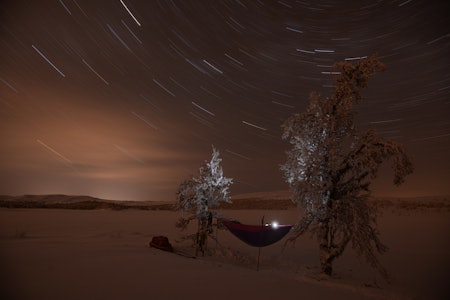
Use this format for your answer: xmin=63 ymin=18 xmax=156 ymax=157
xmin=0 ymin=193 xmax=448 ymax=211
xmin=230 ymin=191 xmax=450 ymax=211
xmin=232 ymin=190 xmax=292 ymax=201
xmin=0 ymin=195 xmax=174 ymax=210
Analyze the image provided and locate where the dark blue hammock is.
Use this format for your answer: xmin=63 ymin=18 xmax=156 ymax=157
xmin=222 ymin=220 xmax=292 ymax=247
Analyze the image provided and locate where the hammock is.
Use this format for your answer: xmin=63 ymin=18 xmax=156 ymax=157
xmin=222 ymin=220 xmax=292 ymax=247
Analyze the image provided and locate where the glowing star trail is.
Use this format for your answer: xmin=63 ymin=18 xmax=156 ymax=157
xmin=286 ymin=27 xmax=303 ymax=33
xmin=242 ymin=121 xmax=267 ymax=131
xmin=203 ymin=59 xmax=223 ymax=74
xmin=36 ymin=139 xmax=72 ymax=164
xmin=107 ymin=24 xmax=131 ymax=51
xmin=0 ymin=77 xmax=18 ymax=93
xmin=114 ymin=144 xmax=144 ymax=164
xmin=120 ymin=0 xmax=141 ymax=26
xmin=152 ymin=79 xmax=175 ymax=97
xmin=192 ymin=101 xmax=215 ymax=116
xmin=58 ymin=0 xmax=72 ymax=15
xmin=32 ymin=45 xmax=65 ymax=77
xmin=131 ymin=111 xmax=158 ymax=130
xmin=121 ymin=19 xmax=142 ymax=44
xmin=82 ymin=59 xmax=109 ymax=85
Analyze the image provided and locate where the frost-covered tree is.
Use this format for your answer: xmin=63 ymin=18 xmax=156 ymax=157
xmin=281 ymin=55 xmax=413 ymax=279
xmin=176 ymin=146 xmax=233 ymax=256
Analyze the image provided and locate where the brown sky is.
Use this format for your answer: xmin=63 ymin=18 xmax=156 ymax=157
xmin=1 ymin=0 xmax=449 ymax=200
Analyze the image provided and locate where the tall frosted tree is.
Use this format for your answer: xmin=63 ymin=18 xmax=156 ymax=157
xmin=176 ymin=146 xmax=233 ymax=256
xmin=281 ymin=55 xmax=413 ymax=279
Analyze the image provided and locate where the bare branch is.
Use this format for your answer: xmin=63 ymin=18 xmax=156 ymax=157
xmin=281 ymin=55 xmax=413 ymax=280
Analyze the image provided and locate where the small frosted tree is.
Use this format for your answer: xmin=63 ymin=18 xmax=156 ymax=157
xmin=281 ymin=55 xmax=413 ymax=279
xmin=176 ymin=146 xmax=233 ymax=256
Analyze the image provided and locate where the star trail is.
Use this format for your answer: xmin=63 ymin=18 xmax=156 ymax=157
xmin=0 ymin=0 xmax=449 ymax=201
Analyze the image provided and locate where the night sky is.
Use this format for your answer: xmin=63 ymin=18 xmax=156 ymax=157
xmin=1 ymin=0 xmax=449 ymax=201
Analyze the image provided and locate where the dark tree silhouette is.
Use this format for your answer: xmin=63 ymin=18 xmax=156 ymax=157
xmin=281 ymin=55 xmax=413 ymax=279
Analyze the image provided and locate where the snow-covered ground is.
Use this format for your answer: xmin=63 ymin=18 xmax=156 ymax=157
xmin=0 ymin=198 xmax=449 ymax=299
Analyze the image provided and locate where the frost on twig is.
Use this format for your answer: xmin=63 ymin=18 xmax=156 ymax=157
xmin=175 ymin=146 xmax=233 ymax=256
xmin=281 ymin=55 xmax=413 ymax=281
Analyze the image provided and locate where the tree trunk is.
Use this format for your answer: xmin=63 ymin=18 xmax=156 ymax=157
xmin=319 ymin=220 xmax=333 ymax=275
xmin=320 ymin=254 xmax=333 ymax=275
xmin=195 ymin=212 xmax=213 ymax=256
xmin=196 ymin=218 xmax=207 ymax=256
xmin=318 ymin=218 xmax=351 ymax=276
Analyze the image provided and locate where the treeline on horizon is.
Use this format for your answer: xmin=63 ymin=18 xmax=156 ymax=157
xmin=0 ymin=194 xmax=448 ymax=211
